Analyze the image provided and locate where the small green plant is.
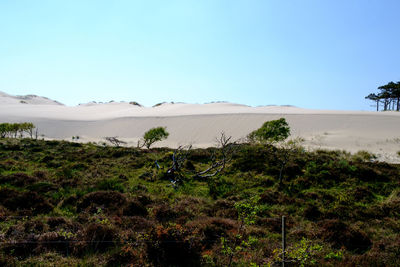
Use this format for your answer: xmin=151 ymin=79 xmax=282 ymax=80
xmin=92 ymin=207 xmax=112 ymax=226
xmin=267 ymin=237 xmax=323 ymax=267
xmin=324 ymin=250 xmax=343 ymax=261
xmin=235 ymin=196 xmax=261 ymax=226
xmin=220 ymin=196 xmax=261 ymax=267
xmin=57 ymin=229 xmax=77 ymax=239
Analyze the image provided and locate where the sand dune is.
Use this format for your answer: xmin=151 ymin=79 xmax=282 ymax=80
xmin=1 ymin=92 xmax=399 ymax=162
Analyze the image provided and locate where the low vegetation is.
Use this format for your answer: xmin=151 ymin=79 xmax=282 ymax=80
xmin=0 ymin=119 xmax=399 ymax=266
xmin=0 ymin=136 xmax=399 ymax=266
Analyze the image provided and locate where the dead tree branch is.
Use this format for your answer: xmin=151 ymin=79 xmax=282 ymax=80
xmin=166 ymin=145 xmax=192 ymax=176
xmin=164 ymin=145 xmax=192 ymax=188
xmin=104 ymin=136 xmax=127 ymax=147
xmin=194 ymin=132 xmax=237 ymax=179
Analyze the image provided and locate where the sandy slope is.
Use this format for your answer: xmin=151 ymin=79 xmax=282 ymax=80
xmin=1 ymin=92 xmax=399 ymax=162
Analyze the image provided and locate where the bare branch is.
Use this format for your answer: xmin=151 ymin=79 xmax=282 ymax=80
xmin=104 ymin=136 xmax=127 ymax=147
xmin=194 ymin=132 xmax=237 ymax=179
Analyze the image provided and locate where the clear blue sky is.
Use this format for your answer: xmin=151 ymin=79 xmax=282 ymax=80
xmin=1 ymin=0 xmax=399 ymax=109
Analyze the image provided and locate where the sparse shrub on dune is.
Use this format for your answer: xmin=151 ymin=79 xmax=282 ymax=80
xmin=247 ymin=118 xmax=290 ymax=144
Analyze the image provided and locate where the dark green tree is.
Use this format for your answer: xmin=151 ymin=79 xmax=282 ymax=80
xmin=367 ymin=81 xmax=400 ymax=111
xmin=365 ymin=93 xmax=380 ymax=111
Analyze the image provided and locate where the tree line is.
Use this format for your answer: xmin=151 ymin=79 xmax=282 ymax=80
xmin=366 ymin=81 xmax=400 ymax=111
xmin=0 ymin=122 xmax=38 ymax=139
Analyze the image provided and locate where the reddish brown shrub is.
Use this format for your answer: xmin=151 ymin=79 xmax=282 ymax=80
xmin=303 ymin=204 xmax=322 ymax=220
xmin=23 ymin=220 xmax=46 ymax=234
xmin=107 ymin=244 xmax=147 ymax=266
xmin=380 ymin=194 xmax=400 ymax=217
xmin=78 ymin=223 xmax=118 ymax=253
xmin=122 ymin=216 xmax=155 ymax=232
xmin=36 ymin=232 xmax=71 ymax=255
xmin=318 ymin=219 xmax=371 ymax=253
xmin=152 ymin=203 xmax=178 ymax=223
xmin=352 ymin=186 xmax=374 ymax=202
xmin=147 ymin=224 xmax=202 ymax=267
xmin=77 ymin=191 xmax=126 ymax=214
xmin=210 ymin=199 xmax=237 ymax=219
xmin=0 ymin=188 xmax=53 ymax=215
xmin=0 ymin=254 xmax=16 ymax=266
xmin=174 ymin=197 xmax=210 ymax=224
xmin=0 ymin=205 xmax=9 ymax=222
xmin=33 ymin=170 xmax=47 ymax=180
xmin=135 ymin=194 xmax=152 ymax=205
xmin=1 ymin=233 xmax=38 ymax=258
xmin=0 ymin=173 xmax=37 ymax=187
xmin=123 ymin=200 xmax=148 ymax=217
xmin=61 ymin=195 xmax=78 ymax=207
xmin=46 ymin=217 xmax=68 ymax=230
xmin=186 ymin=217 xmax=237 ymax=248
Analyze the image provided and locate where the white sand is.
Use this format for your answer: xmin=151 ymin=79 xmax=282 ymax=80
xmin=1 ymin=92 xmax=400 ymax=162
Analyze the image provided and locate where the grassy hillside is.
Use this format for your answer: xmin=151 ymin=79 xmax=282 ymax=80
xmin=0 ymin=138 xmax=399 ymax=266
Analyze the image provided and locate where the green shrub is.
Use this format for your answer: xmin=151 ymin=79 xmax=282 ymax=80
xmin=248 ymin=118 xmax=290 ymax=144
xmin=141 ymin=127 xmax=169 ymax=149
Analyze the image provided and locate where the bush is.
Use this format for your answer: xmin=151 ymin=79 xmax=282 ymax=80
xmin=77 ymin=191 xmax=126 ymax=214
xmin=0 ymin=188 xmax=53 ymax=215
xmin=147 ymin=224 xmax=202 ymax=266
xmin=141 ymin=127 xmax=169 ymax=149
xmin=247 ymin=118 xmax=290 ymax=143
xmin=152 ymin=203 xmax=179 ymax=223
xmin=186 ymin=217 xmax=237 ymax=248
xmin=123 ymin=200 xmax=148 ymax=217
xmin=318 ymin=219 xmax=371 ymax=253
xmin=80 ymin=223 xmax=118 ymax=253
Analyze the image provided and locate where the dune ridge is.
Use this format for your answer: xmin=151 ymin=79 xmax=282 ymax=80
xmin=1 ymin=91 xmax=399 ymax=162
